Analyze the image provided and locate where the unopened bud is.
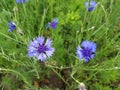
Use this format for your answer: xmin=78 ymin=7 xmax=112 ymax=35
xmin=79 ymin=83 xmax=87 ymax=90
xmin=17 ymin=28 xmax=24 ymax=35
xmin=13 ymin=6 xmax=18 ymax=12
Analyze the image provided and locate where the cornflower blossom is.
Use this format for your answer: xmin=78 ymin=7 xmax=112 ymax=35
xmin=76 ymin=40 xmax=96 ymax=62
xmin=7 ymin=21 xmax=16 ymax=32
xmin=16 ymin=0 xmax=28 ymax=4
xmin=85 ymin=0 xmax=97 ymax=11
xmin=28 ymin=36 xmax=55 ymax=61
xmin=46 ymin=18 xmax=58 ymax=29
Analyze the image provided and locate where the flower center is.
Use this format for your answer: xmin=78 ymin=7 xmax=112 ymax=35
xmin=37 ymin=44 xmax=46 ymax=53
xmin=50 ymin=22 xmax=57 ymax=29
xmin=82 ymin=48 xmax=91 ymax=57
xmin=88 ymin=7 xmax=94 ymax=11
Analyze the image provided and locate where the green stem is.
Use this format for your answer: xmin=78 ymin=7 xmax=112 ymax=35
xmin=50 ymin=67 xmax=70 ymax=87
xmin=71 ymin=74 xmax=80 ymax=84
xmin=83 ymin=67 xmax=120 ymax=71
xmin=38 ymin=9 xmax=46 ymax=35
xmin=22 ymin=3 xmax=27 ymax=17
xmin=33 ymin=60 xmax=40 ymax=79
xmin=47 ymin=64 xmax=72 ymax=70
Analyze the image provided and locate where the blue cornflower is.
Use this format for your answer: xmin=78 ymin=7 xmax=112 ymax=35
xmin=76 ymin=40 xmax=96 ymax=62
xmin=16 ymin=0 xmax=28 ymax=4
xmin=85 ymin=0 xmax=97 ymax=11
xmin=28 ymin=36 xmax=55 ymax=61
xmin=46 ymin=18 xmax=58 ymax=29
xmin=8 ymin=21 xmax=16 ymax=32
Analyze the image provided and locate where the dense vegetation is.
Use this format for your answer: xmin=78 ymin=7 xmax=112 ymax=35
xmin=0 ymin=0 xmax=120 ymax=90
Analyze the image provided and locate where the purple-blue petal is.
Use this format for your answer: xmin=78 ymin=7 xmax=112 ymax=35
xmin=46 ymin=18 xmax=58 ymax=29
xmin=45 ymin=48 xmax=55 ymax=58
xmin=7 ymin=21 xmax=16 ymax=32
xmin=76 ymin=40 xmax=97 ymax=61
xmin=28 ymin=36 xmax=55 ymax=61
xmin=36 ymin=36 xmax=44 ymax=45
xmin=36 ymin=53 xmax=47 ymax=61
xmin=85 ymin=1 xmax=97 ymax=11
xmin=16 ymin=0 xmax=28 ymax=4
xmin=81 ymin=41 xmax=96 ymax=53
xmin=45 ymin=38 xmax=52 ymax=48
xmin=76 ymin=46 xmax=84 ymax=60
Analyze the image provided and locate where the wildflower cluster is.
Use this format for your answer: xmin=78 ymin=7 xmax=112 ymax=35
xmin=7 ymin=0 xmax=97 ymax=62
xmin=3 ymin=0 xmax=120 ymax=89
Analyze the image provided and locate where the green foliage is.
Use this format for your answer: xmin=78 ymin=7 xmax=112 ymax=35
xmin=0 ymin=0 xmax=120 ymax=89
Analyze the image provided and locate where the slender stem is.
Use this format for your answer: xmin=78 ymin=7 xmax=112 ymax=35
xmin=71 ymin=74 xmax=80 ymax=84
xmin=38 ymin=9 xmax=46 ymax=35
xmin=82 ymin=67 xmax=120 ymax=71
xmin=33 ymin=60 xmax=40 ymax=79
xmin=22 ymin=3 xmax=27 ymax=17
xmin=47 ymin=64 xmax=72 ymax=70
xmin=50 ymin=67 xmax=70 ymax=87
